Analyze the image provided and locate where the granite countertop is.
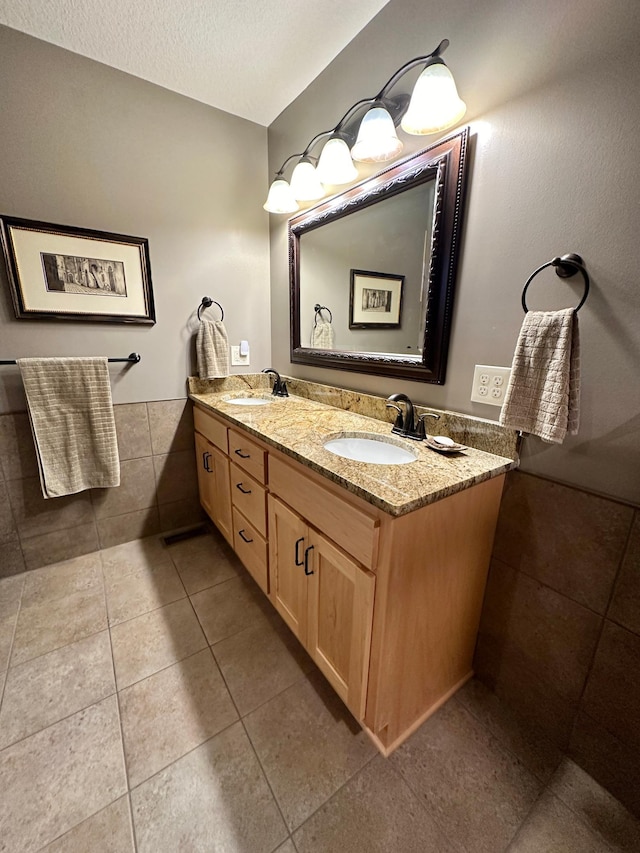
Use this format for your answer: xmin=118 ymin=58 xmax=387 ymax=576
xmin=189 ymin=383 xmax=518 ymax=518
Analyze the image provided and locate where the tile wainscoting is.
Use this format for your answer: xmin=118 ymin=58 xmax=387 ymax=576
xmin=0 ymin=399 xmax=203 ymax=574
xmin=475 ymin=470 xmax=640 ymax=816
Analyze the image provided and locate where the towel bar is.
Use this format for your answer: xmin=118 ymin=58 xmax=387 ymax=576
xmin=521 ymin=253 xmax=589 ymax=313
xmin=0 ymin=352 xmax=141 ymax=365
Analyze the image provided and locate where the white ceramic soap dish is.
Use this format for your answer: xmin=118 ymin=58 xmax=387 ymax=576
xmin=425 ymin=435 xmax=467 ymax=454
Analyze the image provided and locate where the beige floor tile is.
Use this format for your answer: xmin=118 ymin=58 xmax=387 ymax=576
xmin=130 ymin=721 xmax=287 ymax=853
xmin=390 ymin=699 xmax=542 ymax=853
xmin=120 ymin=648 xmax=238 ymax=786
xmin=0 ymin=573 xmax=24 ymax=620
xmin=549 ymin=758 xmax=640 ymax=852
xmin=244 ymin=671 xmax=376 ymax=831
xmin=213 ymin=617 xmax=313 ymax=716
xmin=21 ymin=552 xmax=103 ymax=607
xmin=0 ymin=615 xmax=17 ymax=675
xmin=0 ymin=631 xmax=115 ymax=748
xmin=191 ymin=574 xmax=273 ymax=645
xmin=104 ymin=561 xmax=186 ymax=626
xmin=11 ymin=587 xmax=107 ymax=666
xmin=40 ymin=796 xmax=135 ymax=852
xmin=169 ymin=532 xmax=240 ymax=594
xmin=101 ymin=535 xmax=172 ymax=581
xmin=456 ymin=679 xmax=562 ymax=783
xmin=294 ymin=756 xmax=454 ymax=853
xmin=273 ymin=842 xmax=296 ymax=853
xmin=0 ymin=695 xmax=127 ymax=852
xmin=509 ymin=789 xmax=612 ymax=852
xmin=110 ymin=598 xmax=206 ymax=688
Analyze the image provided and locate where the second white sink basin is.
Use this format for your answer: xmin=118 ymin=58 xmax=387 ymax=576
xmin=225 ymin=396 xmax=273 ymax=406
xmin=323 ymin=433 xmax=417 ymax=465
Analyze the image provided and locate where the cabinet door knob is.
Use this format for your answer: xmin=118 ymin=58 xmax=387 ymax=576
xmin=304 ymin=544 xmax=315 ymax=576
xmin=294 ymin=537 xmax=304 ymax=566
xmin=235 ymin=483 xmax=252 ymax=495
xmin=202 ymin=451 xmax=212 ymax=472
xmin=238 ymin=529 xmax=253 ymax=544
xmin=234 ymin=449 xmax=251 ymax=459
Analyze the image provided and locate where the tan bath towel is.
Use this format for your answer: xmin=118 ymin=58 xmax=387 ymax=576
xmin=196 ymin=319 xmax=229 ymax=378
xmin=17 ymin=357 xmax=120 ymax=498
xmin=311 ymin=321 xmax=335 ymax=350
xmin=499 ymin=307 xmax=580 ymax=444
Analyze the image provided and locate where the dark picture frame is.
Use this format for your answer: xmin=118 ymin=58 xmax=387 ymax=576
xmin=349 ymin=269 xmax=404 ymax=329
xmin=0 ymin=215 xmax=155 ymax=324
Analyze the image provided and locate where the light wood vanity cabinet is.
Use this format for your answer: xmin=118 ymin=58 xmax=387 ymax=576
xmin=194 ymin=402 xmax=505 ymax=755
xmin=194 ymin=432 xmax=233 ymax=546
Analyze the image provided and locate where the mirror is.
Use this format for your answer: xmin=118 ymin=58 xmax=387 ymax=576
xmin=289 ymin=128 xmax=468 ymax=382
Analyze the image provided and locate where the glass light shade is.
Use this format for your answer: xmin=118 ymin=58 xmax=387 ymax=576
xmin=401 ymin=62 xmax=466 ymax=135
xmin=351 ymin=107 xmax=404 ymax=163
xmin=290 ymin=159 xmax=325 ymax=201
xmin=263 ymin=178 xmax=299 ymax=214
xmin=316 ymin=137 xmax=358 ymax=185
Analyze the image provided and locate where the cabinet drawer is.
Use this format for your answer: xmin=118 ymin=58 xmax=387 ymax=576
xmin=230 ymin=462 xmax=267 ymax=537
xmin=232 ymin=508 xmax=268 ymax=594
xmin=228 ymin=430 xmax=266 ymax=483
xmin=269 ymin=456 xmax=379 ymax=570
xmin=194 ymin=406 xmax=228 ymax=453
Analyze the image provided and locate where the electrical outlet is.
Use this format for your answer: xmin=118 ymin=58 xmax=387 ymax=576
xmin=471 ymin=365 xmax=511 ymax=407
xmin=231 ymin=345 xmax=250 ymax=366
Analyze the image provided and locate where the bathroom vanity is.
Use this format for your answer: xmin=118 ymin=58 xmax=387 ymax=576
xmin=190 ymin=378 xmax=516 ymax=754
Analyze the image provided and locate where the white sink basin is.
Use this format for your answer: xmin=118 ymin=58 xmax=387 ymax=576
xmin=323 ymin=433 xmax=417 ymax=465
xmin=225 ymin=396 xmax=273 ymax=406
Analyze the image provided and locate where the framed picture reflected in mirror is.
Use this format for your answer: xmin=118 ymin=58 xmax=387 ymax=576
xmin=349 ymin=269 xmax=404 ymax=329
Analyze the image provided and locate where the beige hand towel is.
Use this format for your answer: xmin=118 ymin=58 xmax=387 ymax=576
xmin=499 ymin=307 xmax=580 ymax=444
xmin=311 ymin=321 xmax=335 ymax=350
xmin=196 ymin=319 xmax=230 ymax=378
xmin=17 ymin=357 xmax=120 ymax=498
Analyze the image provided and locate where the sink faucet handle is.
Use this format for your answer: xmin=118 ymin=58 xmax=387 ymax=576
xmin=385 ymin=402 xmax=404 ymax=432
xmin=415 ymin=411 xmax=441 ymax=440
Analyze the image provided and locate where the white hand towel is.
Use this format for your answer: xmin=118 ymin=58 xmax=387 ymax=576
xmin=311 ymin=321 xmax=335 ymax=350
xmin=17 ymin=357 xmax=120 ymax=498
xmin=499 ymin=307 xmax=580 ymax=444
xmin=196 ymin=319 xmax=229 ymax=378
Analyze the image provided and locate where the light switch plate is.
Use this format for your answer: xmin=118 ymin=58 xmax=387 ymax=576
xmin=470 ymin=364 xmax=511 ymax=407
xmin=231 ymin=345 xmax=250 ymax=366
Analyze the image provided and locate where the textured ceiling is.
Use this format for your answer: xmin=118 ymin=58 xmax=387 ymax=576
xmin=0 ymin=0 xmax=390 ymax=125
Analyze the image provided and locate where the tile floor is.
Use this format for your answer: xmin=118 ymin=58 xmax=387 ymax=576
xmin=0 ymin=530 xmax=639 ymax=852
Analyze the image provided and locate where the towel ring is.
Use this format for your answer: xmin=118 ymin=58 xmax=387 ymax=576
xmin=314 ymin=304 xmax=333 ymax=326
xmin=197 ymin=297 xmax=224 ymax=321
xmin=521 ymin=254 xmax=590 ymax=314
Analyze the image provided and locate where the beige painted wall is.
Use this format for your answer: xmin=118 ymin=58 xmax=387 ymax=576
xmin=0 ymin=25 xmax=271 ymax=414
xmin=268 ymin=0 xmax=640 ymax=506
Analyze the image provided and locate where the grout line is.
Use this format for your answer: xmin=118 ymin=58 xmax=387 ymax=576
xmin=503 ymin=786 xmax=546 ymax=853
xmin=32 ymin=794 xmax=133 ymax=853
xmin=0 ymin=574 xmax=25 ymax=707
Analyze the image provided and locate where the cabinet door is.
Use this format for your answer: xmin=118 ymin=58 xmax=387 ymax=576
xmin=306 ymin=530 xmax=375 ymax=721
xmin=210 ymin=445 xmax=233 ymax=546
xmin=195 ymin=432 xmax=215 ymax=519
xmin=268 ymin=495 xmax=308 ymax=645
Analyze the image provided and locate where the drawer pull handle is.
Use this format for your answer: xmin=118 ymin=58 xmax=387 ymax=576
xmin=294 ymin=537 xmax=304 ymax=566
xmin=238 ymin=529 xmax=253 ymax=544
xmin=202 ymin=451 xmax=212 ymax=472
xmin=234 ymin=449 xmax=251 ymax=459
xmin=304 ymin=544 xmax=315 ymax=576
xmin=236 ymin=483 xmax=252 ymax=495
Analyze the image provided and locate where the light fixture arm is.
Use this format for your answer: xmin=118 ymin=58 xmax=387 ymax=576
xmin=376 ymin=38 xmax=449 ymax=100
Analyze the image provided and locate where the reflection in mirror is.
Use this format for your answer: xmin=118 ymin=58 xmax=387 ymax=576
xmin=290 ymin=128 xmax=469 ymax=383
xmin=301 ymin=180 xmax=435 ymax=354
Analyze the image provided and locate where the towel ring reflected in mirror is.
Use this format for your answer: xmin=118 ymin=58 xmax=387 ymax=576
xmin=197 ymin=297 xmax=224 ymax=321
xmin=521 ymin=254 xmax=590 ymax=314
xmin=314 ymin=304 xmax=333 ymax=326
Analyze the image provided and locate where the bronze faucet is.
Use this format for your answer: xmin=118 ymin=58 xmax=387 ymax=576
xmin=385 ymin=393 xmax=440 ymax=441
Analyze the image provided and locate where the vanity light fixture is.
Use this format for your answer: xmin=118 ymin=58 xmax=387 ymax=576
xmin=263 ymin=38 xmax=465 ymax=213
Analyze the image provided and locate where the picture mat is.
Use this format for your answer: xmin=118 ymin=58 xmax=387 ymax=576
xmin=351 ymin=273 xmax=402 ymax=325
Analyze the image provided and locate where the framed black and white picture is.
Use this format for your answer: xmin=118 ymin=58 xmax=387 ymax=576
xmin=349 ymin=269 xmax=404 ymax=329
xmin=0 ymin=215 xmax=155 ymax=324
